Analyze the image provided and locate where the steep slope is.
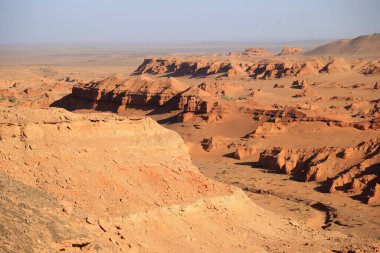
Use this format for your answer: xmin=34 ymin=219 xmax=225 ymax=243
xmin=1 ymin=107 xmax=368 ymax=252
xmin=306 ymin=34 xmax=380 ymax=58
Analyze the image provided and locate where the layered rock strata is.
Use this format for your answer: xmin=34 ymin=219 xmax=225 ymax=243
xmin=258 ymin=139 xmax=380 ymax=205
xmin=134 ymin=57 xmax=380 ymax=79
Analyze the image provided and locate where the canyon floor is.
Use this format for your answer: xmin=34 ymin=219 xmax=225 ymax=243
xmin=0 ymin=39 xmax=379 ymax=252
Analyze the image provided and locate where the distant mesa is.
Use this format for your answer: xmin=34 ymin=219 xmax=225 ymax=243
xmin=278 ymin=47 xmax=304 ymax=56
xmin=134 ymin=57 xmax=379 ymax=80
xmin=228 ymin=48 xmax=272 ymax=57
xmin=229 ymin=47 xmax=304 ymax=57
xmin=306 ymin=33 xmax=380 ymax=58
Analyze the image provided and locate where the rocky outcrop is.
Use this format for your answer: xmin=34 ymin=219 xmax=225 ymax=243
xmin=134 ymin=57 xmax=379 ymax=80
xmin=291 ymin=79 xmax=309 ymax=89
xmin=250 ymin=107 xmax=332 ymax=125
xmin=320 ymin=59 xmax=352 ymax=74
xmin=247 ymin=61 xmax=321 ymax=79
xmin=244 ymin=106 xmax=380 ymax=131
xmin=273 ymin=83 xmax=285 ymax=88
xmin=201 ymin=136 xmax=231 ymax=152
xmin=134 ymin=58 xmax=230 ymax=77
xmin=278 ymin=47 xmax=304 ymax=56
xmin=258 ymin=139 xmax=380 ymax=205
xmin=328 ymin=140 xmax=380 ymax=205
xmin=68 ymin=75 xmax=226 ymax=118
xmin=228 ymin=48 xmax=272 ymax=57
xmin=234 ymin=145 xmax=257 ymax=160
xmin=359 ymin=62 xmax=380 ymax=75
xmin=351 ymin=118 xmax=379 ymax=131
xmin=178 ymin=86 xmax=212 ymax=113
xmin=198 ymin=81 xmax=244 ymax=98
xmin=71 ymin=75 xmax=188 ymax=111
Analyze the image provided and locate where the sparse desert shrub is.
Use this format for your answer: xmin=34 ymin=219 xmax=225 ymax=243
xmin=8 ymin=97 xmax=17 ymax=103
xmin=221 ymin=95 xmax=233 ymax=101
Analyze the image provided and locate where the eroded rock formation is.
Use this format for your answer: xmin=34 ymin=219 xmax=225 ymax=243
xmin=71 ymin=74 xmax=188 ymax=110
xmin=197 ymin=81 xmax=244 ymax=98
xmin=234 ymin=145 xmax=257 ymax=160
xmin=246 ymin=106 xmax=380 ymax=131
xmin=228 ymin=48 xmax=273 ymax=57
xmin=278 ymin=47 xmax=304 ymax=56
xmin=66 ymin=75 xmax=231 ymax=122
xmin=291 ymin=79 xmax=309 ymax=89
xmin=258 ymin=139 xmax=380 ymax=205
xmin=134 ymin=57 xmax=379 ymax=79
xmin=201 ymin=136 xmax=231 ymax=152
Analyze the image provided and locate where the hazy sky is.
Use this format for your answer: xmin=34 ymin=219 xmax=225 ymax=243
xmin=0 ymin=0 xmax=379 ymax=45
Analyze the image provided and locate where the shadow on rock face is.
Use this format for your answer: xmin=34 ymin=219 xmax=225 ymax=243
xmin=50 ymin=94 xmax=96 ymax=111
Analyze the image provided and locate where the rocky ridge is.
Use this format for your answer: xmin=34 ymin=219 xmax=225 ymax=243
xmin=228 ymin=48 xmax=273 ymax=57
xmin=135 ymin=57 xmax=380 ymax=79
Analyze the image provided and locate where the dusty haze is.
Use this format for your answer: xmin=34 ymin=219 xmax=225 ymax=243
xmin=0 ymin=1 xmax=379 ymax=253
